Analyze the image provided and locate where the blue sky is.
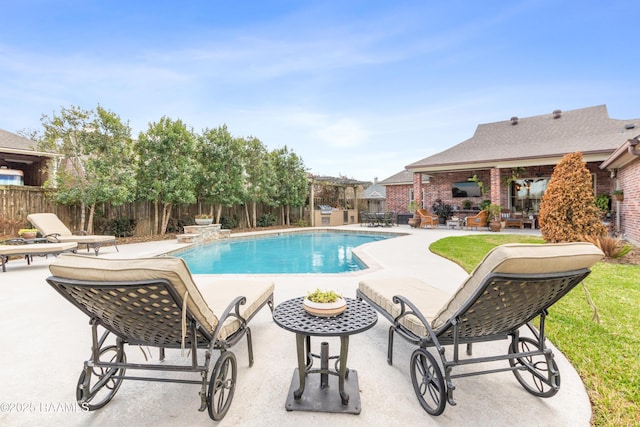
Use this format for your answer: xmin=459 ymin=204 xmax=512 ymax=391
xmin=1 ymin=1 xmax=638 ymax=181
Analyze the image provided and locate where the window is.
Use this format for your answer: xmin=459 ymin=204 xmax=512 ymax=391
xmin=510 ymin=178 xmax=549 ymax=213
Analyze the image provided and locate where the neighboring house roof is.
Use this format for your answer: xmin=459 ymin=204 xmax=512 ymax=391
xmin=380 ymin=169 xmax=431 ymax=186
xmin=362 ymin=179 xmax=386 ymax=199
xmin=406 ymin=105 xmax=640 ymax=172
xmin=0 ymin=128 xmax=53 ymax=159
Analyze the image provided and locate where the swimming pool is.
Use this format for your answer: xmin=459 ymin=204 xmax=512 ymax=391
xmin=174 ymin=231 xmax=395 ymax=274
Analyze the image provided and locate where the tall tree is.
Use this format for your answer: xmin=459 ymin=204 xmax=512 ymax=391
xmin=539 ymin=151 xmax=607 ymax=242
xmin=196 ymin=125 xmax=245 ymax=223
xmin=270 ymin=146 xmax=308 ymax=225
xmin=36 ymin=105 xmax=135 ymax=233
xmin=135 ymin=117 xmax=198 ymax=235
xmin=241 ymin=136 xmax=276 ymax=228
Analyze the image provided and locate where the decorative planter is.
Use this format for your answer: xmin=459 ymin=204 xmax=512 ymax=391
xmin=612 ymin=194 xmax=624 ymax=202
xmin=489 ymin=220 xmax=502 ymax=232
xmin=195 ymin=218 xmax=213 ymax=225
xmin=408 ymin=217 xmax=420 ymax=228
xmin=303 ymin=297 xmax=347 ymax=317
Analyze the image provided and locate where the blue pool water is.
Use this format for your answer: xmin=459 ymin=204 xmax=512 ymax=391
xmin=175 ymin=231 xmax=394 ymax=274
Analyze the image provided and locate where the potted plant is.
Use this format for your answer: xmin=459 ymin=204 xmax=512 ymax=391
xmin=611 ymin=190 xmax=624 ymax=202
xmin=431 ymin=199 xmax=452 ymax=224
xmin=18 ymin=228 xmax=39 ymax=239
xmin=487 ymin=204 xmax=502 ymax=232
xmin=303 ymin=288 xmax=346 ymax=317
xmin=407 ymin=201 xmax=420 ymax=228
xmin=195 ymin=214 xmax=213 ymax=225
xmin=462 ymin=199 xmax=473 ymax=210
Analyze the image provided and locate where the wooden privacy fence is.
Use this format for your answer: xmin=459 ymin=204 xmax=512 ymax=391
xmin=0 ymin=186 xmax=291 ymax=237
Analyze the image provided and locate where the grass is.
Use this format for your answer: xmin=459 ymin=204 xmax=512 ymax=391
xmin=430 ymin=235 xmax=640 ymax=427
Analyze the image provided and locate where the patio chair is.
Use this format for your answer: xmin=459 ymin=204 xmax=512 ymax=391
xmin=383 ymin=211 xmax=397 ymax=227
xmin=27 ymin=213 xmax=118 ymax=255
xmin=0 ymin=240 xmax=77 ymax=272
xmin=46 ymin=254 xmax=274 ymax=421
xmin=416 ymin=209 xmax=439 ymax=229
xmin=463 ymin=210 xmax=488 ymax=230
xmin=357 ymin=242 xmax=603 ymax=416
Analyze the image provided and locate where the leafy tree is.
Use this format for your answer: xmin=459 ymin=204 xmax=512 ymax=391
xmin=270 ymin=146 xmax=308 ymax=225
xmin=241 ymin=136 xmax=276 ymax=228
xmin=539 ymin=152 xmax=607 ymax=242
xmin=196 ymin=125 xmax=245 ymax=223
xmin=135 ymin=117 xmax=198 ymax=235
xmin=36 ymin=105 xmax=135 ymax=233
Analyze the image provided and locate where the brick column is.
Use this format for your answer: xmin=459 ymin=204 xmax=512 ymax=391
xmin=413 ymin=172 xmax=422 ymax=206
xmin=490 ymin=167 xmax=501 ymax=205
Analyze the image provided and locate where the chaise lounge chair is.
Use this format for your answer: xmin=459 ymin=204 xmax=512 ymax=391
xmin=46 ymin=254 xmax=274 ymax=421
xmin=0 ymin=240 xmax=77 ymax=272
xmin=27 ymin=213 xmax=118 ymax=255
xmin=357 ymin=242 xmax=603 ymax=416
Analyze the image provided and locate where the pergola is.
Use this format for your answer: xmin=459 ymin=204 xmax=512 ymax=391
xmin=308 ymin=175 xmax=370 ymax=226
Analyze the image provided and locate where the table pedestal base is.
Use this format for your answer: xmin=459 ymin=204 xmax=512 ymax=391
xmin=285 ymin=368 xmax=361 ymax=414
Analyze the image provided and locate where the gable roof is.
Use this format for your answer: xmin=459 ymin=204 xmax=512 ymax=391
xmin=0 ymin=128 xmax=53 ymax=158
xmin=406 ymin=105 xmax=640 ymax=172
xmin=379 ymin=169 xmax=431 ymax=186
xmin=362 ymin=180 xmax=386 ymax=199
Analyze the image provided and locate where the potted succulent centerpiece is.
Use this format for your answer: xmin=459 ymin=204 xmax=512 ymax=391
xmin=303 ymin=288 xmax=346 ymax=317
xmin=195 ymin=214 xmax=213 ymax=225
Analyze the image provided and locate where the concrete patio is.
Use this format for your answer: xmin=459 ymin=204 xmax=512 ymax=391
xmin=0 ymin=225 xmax=592 ymax=426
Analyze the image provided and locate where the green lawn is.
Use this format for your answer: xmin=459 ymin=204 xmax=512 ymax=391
xmin=430 ymin=235 xmax=640 ymax=427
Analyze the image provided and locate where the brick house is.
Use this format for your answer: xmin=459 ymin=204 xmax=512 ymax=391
xmin=600 ymin=135 xmax=640 ymax=244
xmin=381 ymin=105 xmax=639 ymax=228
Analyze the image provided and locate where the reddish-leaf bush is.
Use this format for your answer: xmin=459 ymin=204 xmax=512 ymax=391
xmin=539 ymin=152 xmax=607 ymax=242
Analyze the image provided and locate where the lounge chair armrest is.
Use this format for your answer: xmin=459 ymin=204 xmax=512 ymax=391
xmin=211 ymin=295 xmax=248 ymax=344
xmin=44 ymin=233 xmax=62 ymax=242
xmin=392 ymin=294 xmax=444 ymax=351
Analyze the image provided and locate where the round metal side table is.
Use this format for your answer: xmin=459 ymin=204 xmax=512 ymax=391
xmin=273 ymin=297 xmax=377 ymax=414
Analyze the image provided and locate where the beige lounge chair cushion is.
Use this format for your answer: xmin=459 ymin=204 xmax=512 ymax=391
xmin=359 ymin=242 xmax=604 ymax=336
xmin=49 ymin=254 xmax=274 ymax=340
xmin=27 ymin=213 xmax=115 ymax=243
xmin=359 ymin=277 xmax=451 ymax=337
xmin=0 ymin=242 xmax=77 ymax=256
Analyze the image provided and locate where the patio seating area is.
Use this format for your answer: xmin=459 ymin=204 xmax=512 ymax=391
xmin=0 ymin=225 xmax=592 ymax=426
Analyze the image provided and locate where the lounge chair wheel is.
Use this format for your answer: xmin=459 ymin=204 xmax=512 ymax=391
xmin=207 ymin=351 xmax=237 ymax=421
xmin=76 ymin=345 xmax=126 ymax=411
xmin=410 ymin=348 xmax=446 ymax=416
xmin=509 ymin=337 xmax=560 ymax=397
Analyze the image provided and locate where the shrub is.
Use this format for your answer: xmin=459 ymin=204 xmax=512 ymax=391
xmin=257 ymin=213 xmax=276 ymax=227
xmin=95 ymin=217 xmax=136 ymax=237
xmin=166 ymin=217 xmax=189 ymax=233
xmin=219 ymin=215 xmax=237 ymax=230
xmin=539 ymin=152 xmax=607 ymax=242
